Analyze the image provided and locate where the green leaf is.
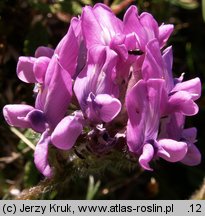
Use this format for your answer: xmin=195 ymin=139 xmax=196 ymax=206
xmin=86 ymin=176 xmax=100 ymax=200
xmin=72 ymin=1 xmax=83 ymax=14
xmin=17 ymin=129 xmax=40 ymax=151
xmin=169 ymin=0 xmax=199 ymax=10
xmin=80 ymin=0 xmax=92 ymax=5
xmin=112 ymin=0 xmax=122 ymax=5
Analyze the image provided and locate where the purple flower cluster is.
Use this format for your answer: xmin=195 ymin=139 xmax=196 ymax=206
xmin=3 ymin=4 xmax=201 ymax=177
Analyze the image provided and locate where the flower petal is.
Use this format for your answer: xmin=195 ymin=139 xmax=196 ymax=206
xmin=34 ymin=130 xmax=52 ymax=178
xmin=17 ymin=57 xmax=36 ymax=83
xmin=168 ymin=91 xmax=199 ymax=116
xmin=162 ymin=46 xmax=174 ymax=91
xmin=172 ymin=78 xmax=201 ymax=101
xmin=33 ymin=56 xmax=50 ymax=83
xmin=95 ymin=48 xmax=119 ymax=96
xmin=182 ymin=127 xmax=197 ymax=143
xmin=95 ymin=94 xmax=121 ymax=122
xmin=157 ymin=139 xmax=188 ymax=162
xmin=35 ymin=46 xmax=54 ymax=58
xmin=139 ymin=143 xmax=154 ymax=171
xmin=36 ymin=56 xmax=72 ymax=129
xmin=139 ymin=12 xmax=159 ymax=41
xmin=158 ymin=24 xmax=174 ymax=47
xmin=123 ymin=6 xmax=147 ymax=49
xmin=74 ymin=46 xmax=118 ymax=112
xmin=144 ymin=79 xmax=165 ymax=139
xmin=82 ymin=3 xmax=122 ymax=47
xmin=126 ymin=80 xmax=147 ymax=153
xmin=25 ymin=109 xmax=47 ymax=133
xmin=142 ymin=39 xmax=164 ymax=80
xmin=3 ymin=104 xmax=34 ymax=128
xmin=180 ymin=127 xmax=201 ymax=166
xmin=74 ymin=46 xmax=107 ymax=111
xmin=110 ymin=34 xmax=128 ymax=61
xmin=55 ymin=18 xmax=80 ymax=77
xmin=75 ymin=41 xmax=87 ymax=78
xmin=51 ymin=112 xmax=84 ymax=150
xmin=180 ymin=143 xmax=201 ymax=166
xmin=126 ymin=79 xmax=164 ymax=152
xmin=159 ymin=112 xmax=185 ymax=141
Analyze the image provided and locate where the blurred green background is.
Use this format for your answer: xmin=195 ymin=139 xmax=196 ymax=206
xmin=0 ymin=0 xmax=205 ymax=199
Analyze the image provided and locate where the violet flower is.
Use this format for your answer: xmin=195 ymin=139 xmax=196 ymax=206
xmin=159 ymin=113 xmax=201 ymax=166
xmin=126 ymin=79 xmax=188 ymax=170
xmin=17 ymin=46 xmax=53 ymax=84
xmin=126 ymin=38 xmax=201 ymax=170
xmin=122 ymin=6 xmax=174 ymax=79
xmin=51 ymin=111 xmax=84 ymax=151
xmin=81 ymin=3 xmax=132 ymax=83
xmin=81 ymin=4 xmax=125 ymax=55
xmin=3 ymin=17 xmax=88 ymax=177
xmin=74 ymin=46 xmax=121 ymax=124
xmin=142 ymin=39 xmax=201 ymax=116
xmin=3 ymin=55 xmax=73 ymax=177
xmin=3 ymin=3 xmax=202 ymax=176
xmin=123 ymin=6 xmax=174 ymax=51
